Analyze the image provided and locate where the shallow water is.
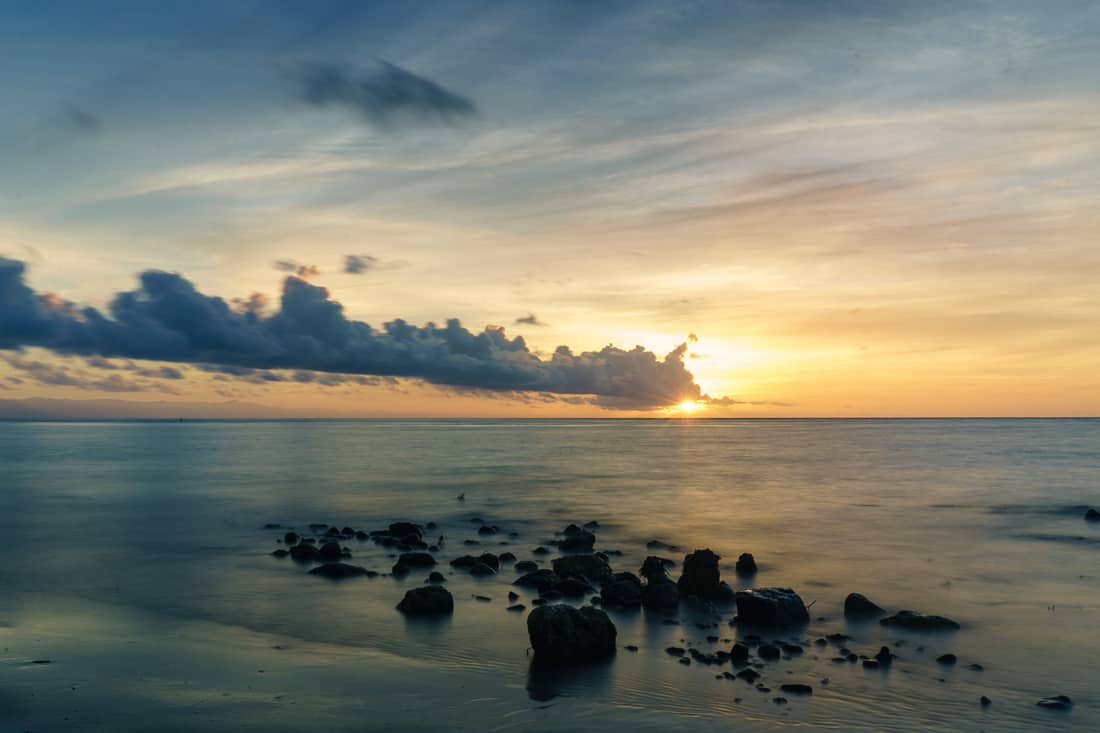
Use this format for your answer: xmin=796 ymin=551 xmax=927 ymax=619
xmin=0 ymin=418 xmax=1097 ymax=731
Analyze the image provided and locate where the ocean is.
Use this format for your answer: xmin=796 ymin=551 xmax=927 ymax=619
xmin=0 ymin=418 xmax=1097 ymax=731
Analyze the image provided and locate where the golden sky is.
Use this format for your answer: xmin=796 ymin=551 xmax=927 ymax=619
xmin=1 ymin=1 xmax=1098 ymax=417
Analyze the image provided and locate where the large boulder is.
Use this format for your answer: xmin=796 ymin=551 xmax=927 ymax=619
xmin=844 ymin=593 xmax=885 ymax=617
xmin=289 ymin=543 xmax=319 ymax=562
xmin=396 ymin=586 xmax=454 ymax=615
xmin=735 ymin=553 xmax=757 ymax=575
xmin=640 ymin=556 xmax=672 ymax=583
xmin=552 ymin=554 xmax=612 ymax=582
xmin=677 ymin=549 xmax=734 ymax=601
xmin=527 ymin=604 xmax=617 ymax=662
xmin=559 ymin=524 xmax=596 ymax=552
xmin=388 ymin=522 xmax=422 ymax=539
xmin=880 ymin=610 xmax=960 ymax=631
xmin=734 ymin=588 xmax=810 ymax=627
xmin=317 ymin=542 xmax=343 ymax=561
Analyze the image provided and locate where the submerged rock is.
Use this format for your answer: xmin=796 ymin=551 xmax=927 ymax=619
xmin=640 ymin=556 xmax=672 ymax=584
xmin=1036 ymin=695 xmax=1073 ymax=710
xmin=730 ymin=643 xmax=750 ymax=663
xmin=1085 ymin=508 xmax=1100 ymax=522
xmin=389 ymin=522 xmax=422 ymax=539
xmin=875 ymin=646 xmax=893 ymax=666
xmin=937 ymin=653 xmax=957 ymax=665
xmin=758 ymin=643 xmax=781 ymax=660
xmin=980 ymin=695 xmax=992 ymax=707
xmin=396 ymin=586 xmax=454 ymax=615
xmin=309 ymin=563 xmax=370 ymax=579
xmin=427 ymin=571 xmax=446 ymax=583
xmin=318 ymin=542 xmax=343 ymax=561
xmin=780 ymin=683 xmax=813 ymax=695
xmin=515 ymin=560 xmax=539 ymax=572
xmin=734 ymin=588 xmax=810 ymax=627
xmin=552 ymin=554 xmax=611 ymax=582
xmin=469 ymin=562 xmax=496 ymax=577
xmin=271 ymin=549 xmax=289 ymax=558
xmin=507 ymin=603 xmax=526 ymax=612
xmin=880 ymin=610 xmax=960 ymax=631
xmin=527 ymin=604 xmax=617 ymax=662
xmin=844 ymin=593 xmax=885 ymax=617
xmin=283 ymin=531 xmax=299 ymax=545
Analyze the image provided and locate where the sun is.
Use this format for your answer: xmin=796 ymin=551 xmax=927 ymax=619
xmin=676 ymin=399 xmax=703 ymax=414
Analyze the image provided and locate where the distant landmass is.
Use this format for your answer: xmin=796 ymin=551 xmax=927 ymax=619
xmin=0 ymin=397 xmax=307 ymax=420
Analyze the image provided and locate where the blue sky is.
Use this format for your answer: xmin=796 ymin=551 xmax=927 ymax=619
xmin=1 ymin=1 xmax=1098 ymax=416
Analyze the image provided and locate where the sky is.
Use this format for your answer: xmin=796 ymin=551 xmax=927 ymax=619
xmin=1 ymin=0 xmax=1098 ymax=417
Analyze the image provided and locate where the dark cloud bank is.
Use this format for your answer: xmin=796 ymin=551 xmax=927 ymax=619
xmin=0 ymin=258 xmax=700 ymax=409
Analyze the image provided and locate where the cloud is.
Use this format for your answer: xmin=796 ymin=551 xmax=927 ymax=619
xmin=514 ymin=313 xmax=547 ymax=327
xmin=61 ymin=104 xmax=102 ymax=135
xmin=274 ymin=260 xmax=320 ymax=278
xmin=294 ymin=61 xmax=477 ymax=128
xmin=2 ymin=354 xmax=178 ymax=394
xmin=0 ymin=258 xmax=701 ymax=409
xmin=344 ymin=254 xmax=378 ymax=274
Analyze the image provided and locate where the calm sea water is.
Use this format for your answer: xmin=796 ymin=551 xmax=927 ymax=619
xmin=0 ymin=419 xmax=1097 ymax=732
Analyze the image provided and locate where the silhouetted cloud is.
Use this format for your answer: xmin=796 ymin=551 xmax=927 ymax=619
xmin=344 ymin=254 xmax=377 ymax=274
xmin=274 ymin=260 xmax=320 ymax=278
xmin=515 ymin=313 xmax=547 ymax=327
xmin=2 ymin=354 xmax=178 ymax=394
xmin=0 ymin=258 xmax=700 ymax=409
xmin=294 ymin=61 xmax=476 ymax=128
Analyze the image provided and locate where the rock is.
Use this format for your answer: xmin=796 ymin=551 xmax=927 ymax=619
xmin=552 ymin=554 xmax=611 ymax=582
xmin=601 ymin=574 xmax=643 ymax=608
xmin=271 ymin=549 xmax=289 ymax=558
xmin=844 ymin=593 xmax=885 ymax=617
xmin=1085 ymin=508 xmax=1100 ymax=522
xmin=389 ymin=522 xmax=421 ymax=539
xmin=780 ymin=684 xmax=812 ymax=695
xmin=731 ymin=643 xmax=750 ymax=663
xmin=289 ymin=543 xmax=319 ymax=561
xmin=527 ymin=604 xmax=617 ymax=662
xmin=554 ymin=577 xmax=590 ymax=597
xmin=559 ymin=525 xmax=596 ymax=552
xmin=641 ymin=580 xmax=680 ymax=611
xmin=735 ymin=553 xmax=757 ymax=575
xmin=980 ymin=696 xmax=992 ymax=707
xmin=475 ymin=595 xmax=492 ymax=602
xmin=533 ymin=546 xmax=551 ymax=555
xmin=309 ymin=563 xmax=370 ymax=579
xmin=477 ymin=525 xmax=498 ymax=536
xmin=318 ymin=542 xmax=343 ymax=561
xmin=584 ymin=520 xmax=600 ymax=529
xmin=397 ymin=586 xmax=454 ymax=615
xmin=640 ymin=556 xmax=672 ymax=583
xmin=283 ymin=531 xmax=299 ymax=545
xmin=677 ymin=549 xmax=722 ymax=598
xmin=736 ymin=668 xmax=760 ymax=683
xmin=515 ymin=570 xmax=562 ymax=592
xmin=398 ymin=552 xmax=435 ymax=567
xmin=324 ymin=527 xmax=341 ymax=537
xmin=880 ymin=610 xmax=960 ymax=631
xmin=469 ymin=562 xmax=496 ymax=577
xmin=341 ymin=526 xmax=355 ymax=536
xmin=450 ymin=555 xmax=480 ymax=569
xmin=498 ymin=552 xmax=517 ymax=563
xmin=875 ymin=646 xmax=893 ymax=666
xmin=772 ymin=697 xmax=787 ymax=705
xmin=478 ymin=553 xmax=501 ymax=571
xmin=427 ymin=571 xmax=446 ymax=583
xmin=508 ymin=591 xmax=519 ymax=602
xmin=355 ymin=530 xmax=369 ymax=540
xmin=391 ymin=562 xmax=410 ymax=577
xmin=734 ymin=588 xmax=810 ymax=627
xmin=967 ymin=663 xmax=984 ymax=671
xmin=862 ymin=659 xmax=880 ymax=669
xmin=936 ymin=654 xmax=957 ymax=665
xmin=515 ymin=560 xmax=539 ymax=572
xmin=758 ymin=644 xmax=780 ymax=660
xmin=507 ymin=603 xmax=526 ymax=612
xmin=782 ymin=643 xmax=803 ymax=655
xmin=679 ymin=657 xmax=691 ymax=665
xmin=1036 ymin=695 xmax=1072 ymax=710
